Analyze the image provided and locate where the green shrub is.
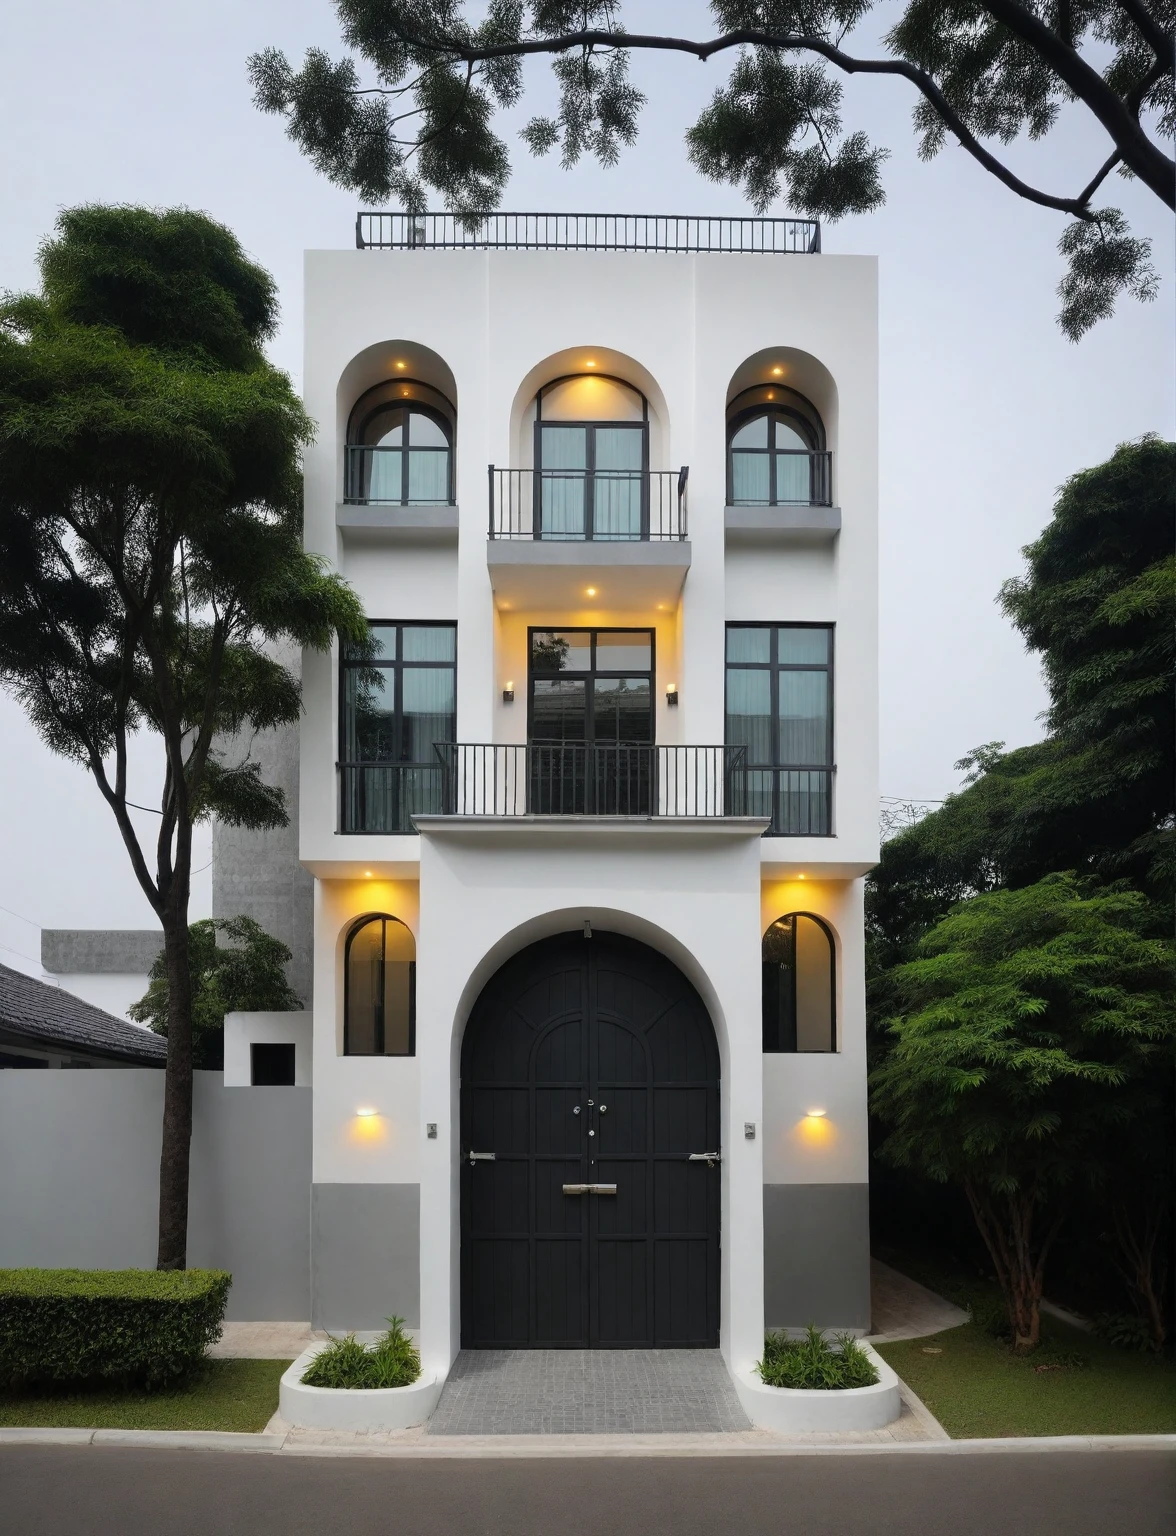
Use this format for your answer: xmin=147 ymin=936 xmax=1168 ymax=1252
xmin=301 ymin=1317 xmax=421 ymax=1390
xmin=1094 ymin=1313 xmax=1155 ymax=1353
xmin=0 ymin=1268 xmax=230 ymax=1390
xmin=756 ymin=1325 xmax=880 ymax=1390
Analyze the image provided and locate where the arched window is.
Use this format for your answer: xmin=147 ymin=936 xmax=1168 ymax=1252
xmin=345 ymin=380 xmax=455 ymax=506
xmin=762 ymin=913 xmax=835 ymax=1052
xmin=727 ymin=386 xmax=827 ymax=507
xmin=533 ymin=374 xmax=648 ymax=540
xmin=344 ymin=915 xmax=416 ymax=1056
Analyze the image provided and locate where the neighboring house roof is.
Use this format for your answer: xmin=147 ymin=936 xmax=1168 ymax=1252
xmin=0 ymin=962 xmax=167 ymax=1066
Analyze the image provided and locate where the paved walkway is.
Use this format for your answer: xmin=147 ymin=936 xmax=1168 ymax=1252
xmin=427 ymin=1350 xmax=751 ymax=1435
xmin=867 ymin=1259 xmax=969 ymax=1342
xmin=208 ymin=1323 xmax=321 ymax=1359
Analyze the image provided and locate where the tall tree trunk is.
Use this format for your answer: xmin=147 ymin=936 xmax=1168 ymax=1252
xmin=156 ymin=904 xmax=193 ymax=1270
xmin=965 ymin=1183 xmax=1060 ymax=1354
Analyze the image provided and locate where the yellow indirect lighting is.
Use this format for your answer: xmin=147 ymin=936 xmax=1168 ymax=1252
xmin=394 ymin=360 xmax=407 ymax=369
xmin=771 ymin=366 xmax=783 ymax=376
xmin=356 ymin=1106 xmax=378 ymax=1118
xmin=584 ymin=359 xmax=597 ymax=367
xmin=806 ymin=1108 xmax=827 ymax=1118
xmin=364 ymin=870 xmax=373 ymax=878
xmin=586 ymin=587 xmax=597 ymax=597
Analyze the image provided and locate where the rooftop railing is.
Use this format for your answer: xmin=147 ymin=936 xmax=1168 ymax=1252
xmin=356 ymin=212 xmax=821 ymax=254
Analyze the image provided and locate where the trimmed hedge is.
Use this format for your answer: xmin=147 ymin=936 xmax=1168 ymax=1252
xmin=0 ymin=1268 xmax=231 ymax=1390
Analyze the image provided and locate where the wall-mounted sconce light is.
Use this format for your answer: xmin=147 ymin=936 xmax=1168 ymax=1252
xmin=805 ymin=1107 xmax=827 ymax=1119
xmin=356 ymin=1106 xmax=378 ymax=1119
xmin=666 ymin=684 xmax=679 ymax=707
xmin=502 ymin=681 xmax=515 ymax=703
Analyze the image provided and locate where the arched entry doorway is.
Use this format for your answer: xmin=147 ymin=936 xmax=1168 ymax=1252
xmin=460 ymin=931 xmax=720 ymax=1349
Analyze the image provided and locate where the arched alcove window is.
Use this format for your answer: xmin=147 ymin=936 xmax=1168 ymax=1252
xmin=344 ymin=915 xmax=416 ymax=1056
xmin=345 ymin=380 xmax=455 ymax=506
xmin=533 ymin=373 xmax=648 ymax=540
xmin=762 ymin=913 xmax=835 ymax=1052
xmin=727 ymin=385 xmax=827 ymax=507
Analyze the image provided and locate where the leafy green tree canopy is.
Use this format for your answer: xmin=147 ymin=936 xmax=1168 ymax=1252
xmin=131 ymin=917 xmax=301 ymax=1071
xmin=870 ymin=873 xmax=1175 ymax=1347
xmin=0 ymin=205 xmax=370 ymax=1268
xmin=250 ymin=2 xmax=1174 ymax=336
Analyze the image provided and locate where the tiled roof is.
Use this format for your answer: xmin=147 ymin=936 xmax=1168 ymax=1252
xmin=0 ymin=962 xmax=167 ymax=1065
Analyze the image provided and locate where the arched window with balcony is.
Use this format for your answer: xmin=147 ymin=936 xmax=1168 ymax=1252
xmin=533 ymin=373 xmax=649 ymax=540
xmin=344 ymin=914 xmax=416 ymax=1056
xmin=762 ymin=912 xmax=836 ymax=1052
xmin=727 ymin=386 xmax=828 ymax=507
xmin=345 ymin=380 xmax=455 ymax=506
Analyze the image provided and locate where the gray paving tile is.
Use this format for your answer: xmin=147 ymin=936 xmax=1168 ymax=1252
xmin=427 ymin=1350 xmax=751 ymax=1436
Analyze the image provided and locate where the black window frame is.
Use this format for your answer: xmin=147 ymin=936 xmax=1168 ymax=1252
xmin=526 ymin=626 xmax=657 ymax=746
xmin=533 ymin=374 xmax=650 ymax=540
xmin=724 ymin=622 xmax=834 ymax=837
xmin=726 ymin=384 xmax=826 ymax=507
xmin=345 ymin=379 xmax=456 ymax=506
xmin=338 ymin=620 xmax=457 ymax=834
xmin=343 ymin=914 xmax=417 ymax=1057
xmin=761 ymin=912 xmax=837 ymax=1053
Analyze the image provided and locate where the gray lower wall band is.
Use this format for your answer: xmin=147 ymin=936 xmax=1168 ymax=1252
xmin=0 ymin=1072 xmax=311 ymax=1321
xmin=763 ymin=1183 xmax=871 ymax=1331
xmin=311 ymin=1183 xmax=420 ymax=1332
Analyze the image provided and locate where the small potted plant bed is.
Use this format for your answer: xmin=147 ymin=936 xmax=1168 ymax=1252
xmin=734 ymin=1326 xmax=902 ymax=1432
xmin=279 ymin=1318 xmax=442 ymax=1432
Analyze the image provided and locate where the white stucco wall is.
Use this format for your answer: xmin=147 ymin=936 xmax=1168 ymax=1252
xmin=223 ymin=1010 xmax=314 ymax=1088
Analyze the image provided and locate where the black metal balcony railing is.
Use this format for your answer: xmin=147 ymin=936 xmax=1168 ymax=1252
xmin=338 ymin=752 xmax=832 ymax=833
xmin=339 ymin=762 xmax=445 ymax=833
xmin=344 ymin=445 xmax=454 ymax=506
xmin=434 ymin=744 xmax=749 ymax=819
xmin=489 ymin=467 xmax=688 ymax=541
xmin=729 ymin=451 xmax=833 ymax=508
xmin=744 ymin=768 xmax=833 ymax=836
xmin=357 ymin=212 xmax=821 ymax=255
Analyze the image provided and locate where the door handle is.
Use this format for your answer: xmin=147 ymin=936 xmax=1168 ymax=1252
xmin=562 ymin=1183 xmax=618 ymax=1195
xmin=467 ymin=1151 xmax=496 ymax=1165
xmin=688 ymin=1152 xmax=722 ymax=1167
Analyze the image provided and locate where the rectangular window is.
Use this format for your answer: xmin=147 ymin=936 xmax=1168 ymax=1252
xmin=340 ymin=622 xmax=456 ymax=833
xmin=250 ymin=1042 xmax=297 ymax=1085
xmin=725 ymin=624 xmax=833 ymax=836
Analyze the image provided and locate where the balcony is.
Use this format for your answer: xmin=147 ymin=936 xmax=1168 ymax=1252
xmin=725 ymin=451 xmax=840 ymax=544
xmin=338 ymin=445 xmax=458 ymax=541
xmin=356 ymin=212 xmax=821 ymax=254
xmin=487 ymin=467 xmax=691 ymax=612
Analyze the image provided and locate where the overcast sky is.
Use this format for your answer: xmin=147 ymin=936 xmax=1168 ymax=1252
xmin=1 ymin=1 xmax=1171 ymax=972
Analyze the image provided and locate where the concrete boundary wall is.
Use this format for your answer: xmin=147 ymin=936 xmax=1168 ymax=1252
xmin=0 ymin=1072 xmax=310 ymax=1321
xmin=41 ymin=930 xmax=162 ymax=975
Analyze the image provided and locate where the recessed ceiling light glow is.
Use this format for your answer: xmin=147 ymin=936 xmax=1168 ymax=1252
xmin=586 ymin=587 xmax=597 ymax=597
xmin=771 ymin=366 xmax=783 ymax=376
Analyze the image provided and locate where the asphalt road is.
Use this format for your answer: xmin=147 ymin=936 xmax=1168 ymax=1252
xmin=1 ymin=1446 xmax=1173 ymax=1535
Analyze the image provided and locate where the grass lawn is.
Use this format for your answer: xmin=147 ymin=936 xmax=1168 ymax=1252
xmin=872 ymin=1247 xmax=1176 ymax=1438
xmin=0 ymin=1359 xmax=290 ymax=1433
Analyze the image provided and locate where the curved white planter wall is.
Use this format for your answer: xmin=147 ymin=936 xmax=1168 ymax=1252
xmin=733 ymin=1343 xmax=901 ymax=1432
xmin=279 ymin=1344 xmax=443 ymax=1432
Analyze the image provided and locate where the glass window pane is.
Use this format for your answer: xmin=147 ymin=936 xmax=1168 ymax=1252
xmin=346 ymin=918 xmax=382 ymax=1054
xmin=593 ymin=677 xmax=652 ymax=744
xmin=593 ymin=476 xmax=642 ymax=539
xmin=344 ymin=625 xmax=396 ymax=661
xmin=364 ymin=406 xmax=406 ymax=446
xmin=540 ymin=425 xmax=587 ymax=470
xmin=761 ymin=916 xmax=795 ymax=1053
xmin=402 ymin=625 xmax=455 ymax=662
xmin=367 ymin=448 xmax=403 ymax=503
xmin=540 ymin=473 xmax=586 ymax=538
xmin=531 ymin=631 xmax=591 ymax=671
xmin=407 ymin=448 xmax=450 ymax=503
xmin=594 ymin=426 xmax=644 ymax=471
xmin=343 ymin=669 xmax=396 ymax=761
xmin=778 ymin=671 xmax=829 ymax=764
xmin=407 ymin=410 xmax=448 ymax=447
xmin=730 ymin=452 xmax=770 ymax=505
xmin=595 ymin=631 xmax=652 ymax=671
xmin=383 ymin=963 xmax=414 ymax=1054
xmin=726 ymin=669 xmax=772 ymax=764
xmin=777 ymin=627 xmax=830 ymax=665
xmin=773 ymin=451 xmax=811 ymax=504
xmin=795 ymin=915 xmax=833 ymax=1051
xmin=726 ymin=628 xmax=771 ymax=664
xmin=732 ymin=415 xmax=768 ymax=448
xmin=532 ymin=678 xmax=587 ymax=741
xmin=774 ymin=418 xmax=809 ymax=451
xmin=401 ymin=667 xmax=455 ymax=761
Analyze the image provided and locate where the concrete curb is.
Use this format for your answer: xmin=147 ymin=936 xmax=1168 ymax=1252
xmin=2 ymin=1427 xmax=1173 ymax=1458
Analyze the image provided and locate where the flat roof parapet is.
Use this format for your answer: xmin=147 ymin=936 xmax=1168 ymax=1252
xmin=356 ymin=211 xmax=821 ymax=254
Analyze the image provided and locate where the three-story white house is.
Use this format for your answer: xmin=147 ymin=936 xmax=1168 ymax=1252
xmin=293 ymin=213 xmax=878 ymax=1394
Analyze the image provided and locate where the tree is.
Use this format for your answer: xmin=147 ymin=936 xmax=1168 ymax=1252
xmin=0 ymin=207 xmax=369 ymax=1269
xmin=870 ymin=874 xmax=1174 ymax=1351
xmin=130 ymin=916 xmax=301 ymax=1071
xmin=249 ymin=2 xmax=1174 ymax=337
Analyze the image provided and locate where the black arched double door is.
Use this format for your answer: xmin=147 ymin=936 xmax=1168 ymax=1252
xmin=460 ymin=931 xmax=720 ymax=1349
